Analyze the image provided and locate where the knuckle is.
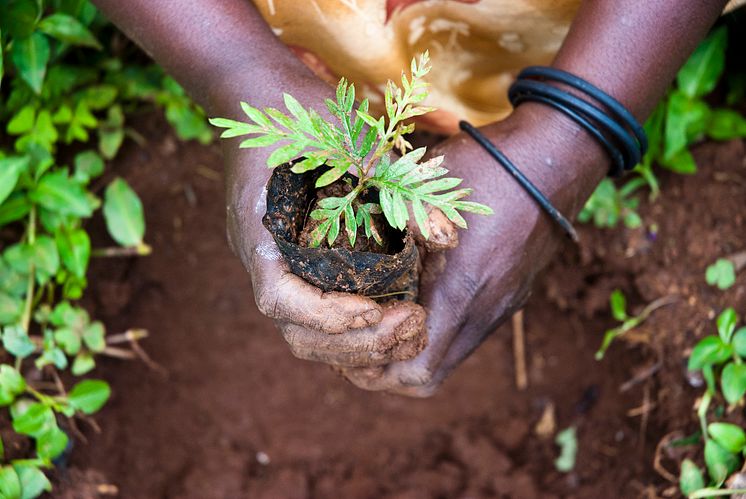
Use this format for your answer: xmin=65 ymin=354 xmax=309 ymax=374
xmin=398 ymin=365 xmax=435 ymax=387
xmin=254 ymin=287 xmax=278 ymax=317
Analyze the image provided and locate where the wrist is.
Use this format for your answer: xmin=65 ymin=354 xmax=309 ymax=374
xmin=485 ymin=102 xmax=609 ymax=216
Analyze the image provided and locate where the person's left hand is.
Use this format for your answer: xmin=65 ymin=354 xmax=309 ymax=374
xmin=337 ymin=104 xmax=606 ymax=396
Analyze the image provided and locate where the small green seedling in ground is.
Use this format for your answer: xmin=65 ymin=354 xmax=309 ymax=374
xmin=210 ymin=52 xmax=492 ymax=248
xmin=688 ymin=308 xmax=746 ymax=406
xmin=578 ymin=178 xmax=644 ymax=229
xmin=706 ymin=259 xmax=737 ymax=291
xmin=595 ymin=289 xmax=676 ymax=359
xmin=554 ymin=426 xmax=578 ymax=473
xmin=682 ymin=309 xmax=746 ymax=497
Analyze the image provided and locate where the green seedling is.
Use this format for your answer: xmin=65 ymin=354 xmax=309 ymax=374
xmin=682 ymin=309 xmax=746 ymax=497
xmin=0 ymin=0 xmax=210 ymax=495
xmin=578 ymin=178 xmax=644 ymax=229
xmin=595 ymin=289 xmax=676 ymax=359
xmin=210 ymin=52 xmax=492 ymax=248
xmin=554 ymin=426 xmax=578 ymax=473
xmin=706 ymin=259 xmax=737 ymax=291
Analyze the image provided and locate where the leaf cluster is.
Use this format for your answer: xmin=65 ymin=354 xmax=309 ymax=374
xmin=680 ymin=309 xmax=746 ymax=496
xmin=580 ymin=26 xmax=746 ymax=231
xmin=705 ymin=258 xmax=736 ymax=291
xmin=211 ymin=52 xmax=493 ymax=248
xmin=0 ymin=1 xmax=208 ymax=496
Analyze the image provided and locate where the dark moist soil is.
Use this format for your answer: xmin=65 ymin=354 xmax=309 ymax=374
xmin=55 ymin=115 xmax=746 ymax=499
xmin=298 ymin=183 xmax=391 ymax=254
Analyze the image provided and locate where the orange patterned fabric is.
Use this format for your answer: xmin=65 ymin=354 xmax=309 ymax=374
xmin=252 ymin=0 xmax=745 ymax=134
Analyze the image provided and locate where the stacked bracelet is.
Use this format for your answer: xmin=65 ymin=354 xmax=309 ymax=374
xmin=460 ymin=66 xmax=647 ymax=241
xmin=510 ymin=66 xmax=647 ymax=177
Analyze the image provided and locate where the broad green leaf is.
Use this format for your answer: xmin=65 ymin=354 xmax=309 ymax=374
xmin=30 ymin=171 xmax=94 ymax=217
xmin=31 ymin=236 xmax=60 ymax=281
xmin=56 ymin=229 xmax=90 ymax=278
xmin=164 ymin=103 xmax=211 ymax=143
xmin=54 ymin=328 xmax=81 ymax=356
xmin=68 ymin=379 xmax=110 ymax=414
xmin=707 ymin=109 xmax=746 ymax=140
xmin=0 ymin=156 xmax=30 ymax=206
xmin=38 ymin=13 xmax=101 ymax=49
xmin=732 ymin=327 xmax=746 ymax=358
xmin=708 ymin=422 xmax=746 ymax=453
xmin=7 ymin=106 xmax=35 ymax=135
xmin=82 ymin=322 xmax=105 ymax=352
xmin=35 ymin=425 xmax=68 ymax=460
xmin=0 ymin=466 xmax=22 ymax=499
xmin=0 ymin=365 xmax=26 ymax=395
xmin=71 ymin=352 xmax=95 ymax=375
xmin=704 ymin=438 xmax=739 ymax=485
xmin=0 ymin=292 xmax=22 ymax=325
xmin=717 ymin=308 xmax=738 ymax=344
xmin=12 ymin=403 xmax=54 ymax=437
xmin=13 ymin=464 xmax=51 ymax=499
xmin=98 ymin=127 xmax=124 ymax=160
xmin=677 ymin=26 xmax=728 ymax=99
xmin=687 ymin=336 xmax=732 ymax=370
xmin=721 ymin=362 xmax=746 ymax=405
xmin=660 ymin=148 xmax=697 ymax=175
xmin=72 ymin=151 xmax=103 ymax=184
xmin=0 ymin=0 xmax=39 ymax=39
xmin=103 ymin=178 xmax=145 ymax=247
xmin=609 ymin=289 xmax=627 ymax=322
xmin=663 ymin=91 xmax=710 ymax=162
xmin=11 ymin=32 xmax=50 ymax=94
xmin=679 ymin=459 xmax=705 ymax=497
xmin=0 ymin=194 xmax=32 ymax=228
xmin=2 ymin=326 xmax=35 ymax=359
xmin=706 ymin=258 xmax=736 ymax=290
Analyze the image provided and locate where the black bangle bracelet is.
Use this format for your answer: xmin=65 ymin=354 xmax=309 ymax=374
xmin=459 ymin=120 xmax=579 ymax=243
xmin=517 ymin=66 xmax=648 ymax=156
xmin=509 ymin=80 xmax=641 ymax=173
xmin=509 ymin=92 xmax=626 ymax=177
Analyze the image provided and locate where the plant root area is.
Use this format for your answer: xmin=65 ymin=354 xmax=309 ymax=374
xmin=58 ymin=119 xmax=746 ymax=499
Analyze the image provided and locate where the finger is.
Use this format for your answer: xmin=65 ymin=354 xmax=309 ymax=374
xmin=278 ymin=301 xmax=427 ymax=367
xmin=409 ymin=206 xmax=459 ymax=252
xmin=251 ymin=255 xmax=383 ymax=333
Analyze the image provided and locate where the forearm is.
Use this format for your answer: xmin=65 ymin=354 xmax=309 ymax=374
xmin=482 ymin=0 xmax=728 ymax=217
xmin=91 ymin=0 xmax=320 ymax=115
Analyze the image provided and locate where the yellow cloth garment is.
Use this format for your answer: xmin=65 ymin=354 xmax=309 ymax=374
xmin=252 ymin=0 xmax=744 ymax=133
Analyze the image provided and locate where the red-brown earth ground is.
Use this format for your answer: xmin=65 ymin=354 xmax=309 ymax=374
xmin=54 ymin=117 xmax=745 ymax=498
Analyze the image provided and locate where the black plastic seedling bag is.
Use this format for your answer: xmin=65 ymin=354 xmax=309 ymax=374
xmin=262 ymin=163 xmax=419 ymax=300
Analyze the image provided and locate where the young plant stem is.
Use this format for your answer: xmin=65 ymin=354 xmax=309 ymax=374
xmin=92 ymin=243 xmax=152 ymax=257
xmin=689 ymin=489 xmax=746 ymax=498
xmin=18 ymin=206 xmax=38 ymax=371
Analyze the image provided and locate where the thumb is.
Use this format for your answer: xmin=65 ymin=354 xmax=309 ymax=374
xmin=408 ymin=206 xmax=459 ymax=252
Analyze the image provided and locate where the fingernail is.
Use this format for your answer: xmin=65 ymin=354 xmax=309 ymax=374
xmin=350 ymin=308 xmax=382 ymax=329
